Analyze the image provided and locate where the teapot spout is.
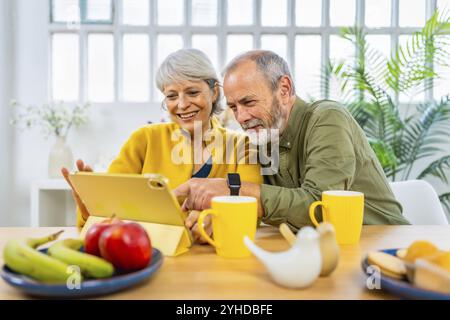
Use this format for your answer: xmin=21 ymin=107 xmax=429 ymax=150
xmin=244 ymin=236 xmax=273 ymax=266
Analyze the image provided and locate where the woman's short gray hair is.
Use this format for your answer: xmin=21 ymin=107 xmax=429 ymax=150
xmin=223 ymin=50 xmax=296 ymax=96
xmin=156 ymin=48 xmax=223 ymax=114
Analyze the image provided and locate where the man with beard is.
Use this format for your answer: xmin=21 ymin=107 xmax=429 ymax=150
xmin=175 ymin=50 xmax=409 ymax=238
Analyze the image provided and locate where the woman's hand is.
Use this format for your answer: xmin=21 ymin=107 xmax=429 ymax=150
xmin=61 ymin=159 xmax=93 ymax=220
xmin=174 ymin=178 xmax=229 ymax=211
xmin=185 ymin=210 xmax=213 ymax=245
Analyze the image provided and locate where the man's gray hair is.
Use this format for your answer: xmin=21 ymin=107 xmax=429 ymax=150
xmin=222 ymin=50 xmax=296 ymax=95
xmin=156 ymin=48 xmax=223 ymax=114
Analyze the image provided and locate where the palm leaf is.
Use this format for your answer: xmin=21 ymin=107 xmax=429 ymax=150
xmin=337 ymin=27 xmax=403 ymax=142
xmin=402 ymin=96 xmax=450 ymax=179
xmin=386 ymin=10 xmax=450 ymax=94
xmin=417 ymin=155 xmax=450 ymax=184
xmin=330 ymin=11 xmax=450 ymax=183
xmin=368 ymin=138 xmax=397 ymax=177
xmin=439 ymin=193 xmax=450 ymax=213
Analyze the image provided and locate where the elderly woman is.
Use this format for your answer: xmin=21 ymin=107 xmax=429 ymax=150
xmin=62 ymin=48 xmax=262 ymax=242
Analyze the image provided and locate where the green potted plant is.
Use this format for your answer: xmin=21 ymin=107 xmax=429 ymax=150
xmin=10 ymin=100 xmax=90 ymax=178
xmin=326 ymin=10 xmax=450 ymax=212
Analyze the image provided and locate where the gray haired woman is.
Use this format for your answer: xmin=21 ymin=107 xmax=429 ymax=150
xmin=156 ymin=48 xmax=222 ymax=148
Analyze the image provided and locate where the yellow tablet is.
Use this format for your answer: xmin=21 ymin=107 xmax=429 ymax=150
xmin=69 ymin=172 xmax=192 ymax=256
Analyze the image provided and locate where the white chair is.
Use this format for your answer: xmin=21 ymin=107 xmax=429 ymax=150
xmin=389 ymin=180 xmax=449 ymax=225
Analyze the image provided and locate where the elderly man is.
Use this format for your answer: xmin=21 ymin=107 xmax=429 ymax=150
xmin=175 ymin=50 xmax=409 ymax=236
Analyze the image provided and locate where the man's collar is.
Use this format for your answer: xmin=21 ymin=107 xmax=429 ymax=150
xmin=279 ymin=97 xmax=308 ymax=149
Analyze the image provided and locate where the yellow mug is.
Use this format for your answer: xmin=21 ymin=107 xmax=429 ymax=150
xmin=198 ymin=196 xmax=257 ymax=258
xmin=309 ymin=191 xmax=364 ymax=245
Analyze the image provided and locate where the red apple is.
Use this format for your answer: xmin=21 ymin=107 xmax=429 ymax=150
xmin=84 ymin=215 xmax=123 ymax=257
xmin=99 ymin=222 xmax=152 ymax=271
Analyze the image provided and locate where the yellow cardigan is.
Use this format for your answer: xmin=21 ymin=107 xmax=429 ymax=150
xmin=76 ymin=118 xmax=263 ymax=227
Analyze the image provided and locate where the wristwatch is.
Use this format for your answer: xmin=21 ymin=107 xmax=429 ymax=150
xmin=227 ymin=173 xmax=241 ymax=196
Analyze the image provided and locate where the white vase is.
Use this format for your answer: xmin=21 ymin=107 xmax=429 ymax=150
xmin=48 ymin=136 xmax=74 ymax=179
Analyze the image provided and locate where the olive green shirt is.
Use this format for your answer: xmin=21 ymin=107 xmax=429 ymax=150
xmin=260 ymin=98 xmax=410 ymax=231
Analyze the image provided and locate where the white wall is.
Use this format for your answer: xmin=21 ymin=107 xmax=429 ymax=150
xmin=0 ymin=0 xmax=15 ymax=226
xmin=6 ymin=0 xmax=162 ymax=226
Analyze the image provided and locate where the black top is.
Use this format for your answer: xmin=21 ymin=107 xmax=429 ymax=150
xmin=192 ymin=156 xmax=213 ymax=178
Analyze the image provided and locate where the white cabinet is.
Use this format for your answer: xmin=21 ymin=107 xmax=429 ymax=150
xmin=30 ymin=179 xmax=77 ymax=227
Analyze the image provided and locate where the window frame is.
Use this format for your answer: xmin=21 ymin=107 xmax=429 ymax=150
xmin=49 ymin=0 xmax=441 ymax=104
xmin=50 ymin=0 xmax=114 ymax=24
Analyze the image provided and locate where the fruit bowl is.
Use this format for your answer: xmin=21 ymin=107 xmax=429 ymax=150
xmin=0 ymin=247 xmax=163 ymax=298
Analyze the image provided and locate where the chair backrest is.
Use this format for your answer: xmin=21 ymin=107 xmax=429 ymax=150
xmin=389 ymin=180 xmax=449 ymax=225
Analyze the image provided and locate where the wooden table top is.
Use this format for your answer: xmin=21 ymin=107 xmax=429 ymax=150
xmin=0 ymin=225 xmax=449 ymax=300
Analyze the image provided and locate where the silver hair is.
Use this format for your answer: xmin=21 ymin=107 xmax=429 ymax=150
xmin=155 ymin=48 xmax=223 ymax=114
xmin=222 ymin=50 xmax=296 ymax=95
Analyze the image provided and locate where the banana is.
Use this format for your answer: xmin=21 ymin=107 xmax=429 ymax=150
xmin=48 ymin=239 xmax=114 ymax=279
xmin=3 ymin=231 xmax=81 ymax=284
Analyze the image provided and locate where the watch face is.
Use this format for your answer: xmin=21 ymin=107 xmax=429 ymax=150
xmin=228 ymin=173 xmax=241 ymax=186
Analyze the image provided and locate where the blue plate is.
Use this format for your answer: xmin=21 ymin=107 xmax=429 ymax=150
xmin=0 ymin=248 xmax=163 ymax=298
xmin=361 ymin=248 xmax=450 ymax=300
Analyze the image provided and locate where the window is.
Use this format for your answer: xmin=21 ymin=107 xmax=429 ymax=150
xmin=49 ymin=0 xmax=448 ymax=104
xmin=87 ymin=33 xmax=114 ymax=102
xmin=261 ymin=0 xmax=288 ymax=27
xmin=191 ymin=35 xmax=218 ymax=70
xmin=191 ymin=0 xmax=218 ymax=26
xmin=122 ymin=0 xmax=149 ymax=25
xmin=295 ymin=35 xmax=321 ymax=99
xmin=399 ymin=0 xmax=426 ymax=27
xmin=51 ymin=33 xmax=79 ymax=101
xmin=330 ymin=0 xmax=356 ymax=26
xmin=296 ymin=0 xmax=321 ymax=26
xmin=365 ymin=0 xmax=391 ymax=27
xmin=51 ymin=0 xmax=113 ymax=24
xmin=123 ymin=34 xmax=150 ymax=101
xmin=261 ymin=34 xmax=288 ymax=61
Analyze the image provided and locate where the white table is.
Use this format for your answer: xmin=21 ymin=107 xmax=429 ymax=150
xmin=30 ymin=179 xmax=76 ymax=227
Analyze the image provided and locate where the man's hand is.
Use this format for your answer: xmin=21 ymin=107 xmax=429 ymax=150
xmin=174 ymin=178 xmax=229 ymax=211
xmin=61 ymin=159 xmax=93 ymax=220
xmin=174 ymin=177 xmax=264 ymax=217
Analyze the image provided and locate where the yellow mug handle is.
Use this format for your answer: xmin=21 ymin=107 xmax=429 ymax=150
xmin=198 ymin=209 xmax=218 ymax=248
xmin=309 ymin=201 xmax=327 ymax=227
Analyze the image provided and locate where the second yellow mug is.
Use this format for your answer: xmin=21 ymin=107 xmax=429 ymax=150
xmin=309 ymin=190 xmax=364 ymax=245
xmin=198 ymin=196 xmax=257 ymax=258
